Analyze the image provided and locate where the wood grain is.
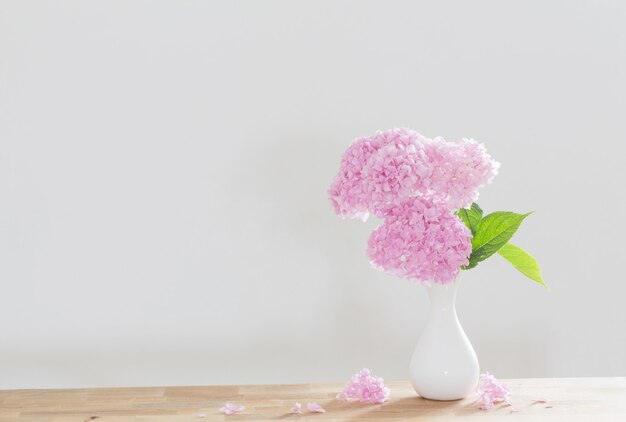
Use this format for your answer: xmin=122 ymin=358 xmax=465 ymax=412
xmin=1 ymin=378 xmax=625 ymax=421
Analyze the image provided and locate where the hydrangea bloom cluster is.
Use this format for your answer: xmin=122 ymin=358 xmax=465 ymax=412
xmin=328 ymin=128 xmax=498 ymax=218
xmin=424 ymin=137 xmax=500 ymax=210
xmin=367 ymin=197 xmax=472 ymax=283
xmin=329 ymin=128 xmax=497 ymax=283
xmin=328 ymin=128 xmax=428 ymax=220
xmin=476 ymin=373 xmax=511 ymax=410
xmin=336 ymin=368 xmax=390 ymax=404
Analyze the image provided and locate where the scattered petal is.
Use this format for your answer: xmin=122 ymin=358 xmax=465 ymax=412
xmin=307 ymin=402 xmax=326 ymax=413
xmin=219 ymin=403 xmax=245 ymax=415
xmin=475 ymin=373 xmax=511 ymax=410
xmin=196 ymin=414 xmax=206 ymax=418
xmin=290 ymin=402 xmax=302 ymax=414
xmin=532 ymin=397 xmax=548 ymax=404
xmin=337 ymin=368 xmax=391 ymax=404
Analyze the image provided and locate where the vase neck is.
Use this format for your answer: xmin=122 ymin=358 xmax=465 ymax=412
xmin=426 ymin=279 xmax=459 ymax=311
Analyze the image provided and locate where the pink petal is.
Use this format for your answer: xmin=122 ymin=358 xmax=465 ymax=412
xmin=219 ymin=403 xmax=245 ymax=415
xmin=290 ymin=402 xmax=302 ymax=414
xmin=307 ymin=402 xmax=326 ymax=413
xmin=475 ymin=373 xmax=511 ymax=410
xmin=336 ymin=368 xmax=390 ymax=404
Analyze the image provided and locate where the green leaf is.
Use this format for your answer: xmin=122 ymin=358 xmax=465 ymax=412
xmin=456 ymin=203 xmax=483 ymax=236
xmin=497 ymin=243 xmax=546 ymax=287
xmin=465 ymin=211 xmax=531 ymax=269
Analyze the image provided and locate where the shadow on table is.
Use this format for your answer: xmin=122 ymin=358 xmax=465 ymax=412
xmin=273 ymin=396 xmax=484 ymax=420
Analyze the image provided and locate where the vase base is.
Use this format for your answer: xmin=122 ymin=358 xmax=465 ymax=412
xmin=412 ymin=380 xmax=477 ymax=401
xmin=417 ymin=394 xmax=466 ymax=401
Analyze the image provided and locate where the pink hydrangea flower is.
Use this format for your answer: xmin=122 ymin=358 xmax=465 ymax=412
xmin=367 ymin=197 xmax=472 ymax=284
xmin=328 ymin=136 xmax=384 ymax=221
xmin=219 ymin=402 xmax=245 ymax=415
xmin=361 ymin=136 xmax=432 ymax=217
xmin=328 ymin=128 xmax=429 ymax=220
xmin=476 ymin=373 xmax=511 ymax=410
xmin=424 ymin=137 xmax=500 ymax=210
xmin=328 ymin=129 xmax=499 ymax=219
xmin=336 ymin=368 xmax=390 ymax=404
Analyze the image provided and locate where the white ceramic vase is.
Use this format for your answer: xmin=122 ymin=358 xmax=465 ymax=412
xmin=409 ymin=276 xmax=479 ymax=400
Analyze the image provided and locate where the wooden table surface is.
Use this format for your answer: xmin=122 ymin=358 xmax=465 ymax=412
xmin=1 ymin=378 xmax=625 ymax=422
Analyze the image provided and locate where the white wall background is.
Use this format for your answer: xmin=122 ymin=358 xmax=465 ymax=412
xmin=1 ymin=1 xmax=625 ymax=389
